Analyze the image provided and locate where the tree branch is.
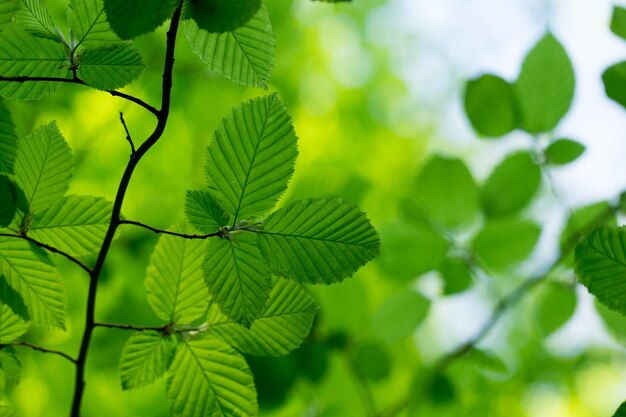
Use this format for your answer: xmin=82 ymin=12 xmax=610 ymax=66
xmin=70 ymin=5 xmax=184 ymax=417
xmin=2 ymin=341 xmax=77 ymax=364
xmin=118 ymin=219 xmax=221 ymax=239
xmin=0 ymin=76 xmax=159 ymax=116
xmin=119 ymin=112 xmax=136 ymax=157
xmin=0 ymin=233 xmax=92 ymax=274
xmin=93 ymin=322 xmax=169 ymax=332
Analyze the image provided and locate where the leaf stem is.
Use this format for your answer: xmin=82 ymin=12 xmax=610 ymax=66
xmin=1 ymin=341 xmax=77 ymax=364
xmin=118 ymin=219 xmax=221 ymax=239
xmin=0 ymin=76 xmax=159 ymax=116
xmin=69 ymin=6 xmax=183 ymax=417
xmin=0 ymin=233 xmax=92 ymax=274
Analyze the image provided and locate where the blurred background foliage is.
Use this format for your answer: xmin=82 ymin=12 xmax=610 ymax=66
xmin=3 ymin=0 xmax=626 ymax=416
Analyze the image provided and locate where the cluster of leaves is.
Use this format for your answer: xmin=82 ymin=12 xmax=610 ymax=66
xmin=574 ymin=7 xmax=626 ymax=416
xmin=0 ymin=1 xmax=379 ymax=417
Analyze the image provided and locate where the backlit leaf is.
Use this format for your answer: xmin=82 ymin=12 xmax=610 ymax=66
xmin=184 ymin=190 xmax=230 ymax=234
xmin=120 ymin=331 xmax=177 ymax=390
xmin=145 ymin=222 xmax=210 ymax=325
xmin=103 ymin=0 xmax=179 ymax=40
xmin=167 ymin=336 xmax=258 ymax=417
xmin=14 ymin=0 xmax=58 ymax=40
xmin=69 ymin=0 xmax=122 ymax=48
xmin=183 ymin=0 xmax=261 ymax=34
xmin=208 ymin=279 xmax=318 ymax=356
xmin=0 ymin=0 xmax=19 ymax=28
xmin=205 ymin=94 xmax=297 ymax=223
xmin=257 ymin=197 xmax=380 ymax=285
xmin=78 ymin=45 xmax=146 ymax=90
xmin=0 ymin=99 xmax=18 ymax=174
xmin=0 ymin=303 xmax=28 ymax=343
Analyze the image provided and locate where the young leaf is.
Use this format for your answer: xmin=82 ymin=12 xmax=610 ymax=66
xmin=68 ymin=0 xmax=123 ymax=49
xmin=145 ymin=222 xmax=210 ymax=325
xmin=0 ymin=177 xmax=16 ymax=228
xmin=611 ymin=7 xmax=626 ymax=41
xmin=534 ymin=283 xmax=577 ymax=336
xmin=78 ymin=45 xmax=146 ymax=90
xmin=257 ymin=197 xmax=380 ymax=285
xmin=0 ymin=0 xmax=19 ymax=27
xmin=0 ymin=237 xmax=66 ymax=328
xmin=545 ymin=138 xmax=585 ymax=165
xmin=184 ymin=5 xmax=275 ymax=88
xmin=203 ymin=233 xmax=271 ymax=326
xmin=414 ymin=155 xmax=479 ymax=228
xmin=184 ymin=190 xmax=230 ymax=233
xmin=575 ymin=226 xmax=626 ymax=315
xmin=14 ymin=0 xmax=58 ymax=41
xmin=0 ymin=303 xmax=28 ymax=344
xmin=514 ymin=33 xmax=575 ymax=133
xmin=119 ymin=331 xmax=177 ymax=390
xmin=603 ymin=62 xmax=626 ymax=110
xmin=205 ymin=94 xmax=298 ymax=223
xmin=0 ymin=25 xmax=68 ymax=101
xmin=481 ymin=151 xmax=541 ymax=218
xmin=183 ymin=0 xmax=261 ymax=34
xmin=14 ymin=122 xmax=73 ymax=215
xmin=613 ymin=401 xmax=626 ymax=417
xmin=27 ymin=195 xmax=112 ymax=257
xmin=208 ymin=279 xmax=318 ymax=356
xmin=103 ymin=0 xmax=179 ymax=40
xmin=464 ymin=74 xmax=518 ymax=138
xmin=370 ymin=290 xmax=430 ymax=343
xmin=167 ymin=336 xmax=258 ymax=417
xmin=0 ymin=100 xmax=18 ymax=174
xmin=470 ymin=218 xmax=541 ymax=272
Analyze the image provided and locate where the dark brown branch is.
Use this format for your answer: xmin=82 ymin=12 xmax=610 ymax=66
xmin=70 ymin=5 xmax=184 ymax=417
xmin=2 ymin=341 xmax=77 ymax=364
xmin=0 ymin=76 xmax=159 ymax=116
xmin=93 ymin=322 xmax=169 ymax=332
xmin=119 ymin=112 xmax=136 ymax=156
xmin=0 ymin=233 xmax=92 ymax=274
xmin=119 ymin=219 xmax=221 ymax=239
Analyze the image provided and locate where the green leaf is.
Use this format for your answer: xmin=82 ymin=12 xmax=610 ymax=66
xmin=596 ymin=300 xmax=626 ymax=344
xmin=514 ymin=32 xmax=575 ymax=133
xmin=184 ymin=190 xmax=230 ymax=234
xmin=464 ymin=74 xmax=517 ymax=138
xmin=205 ymin=94 xmax=298 ymax=223
xmin=613 ymin=401 xmax=626 ymax=417
xmin=0 ymin=0 xmax=19 ymax=28
xmin=120 ymin=331 xmax=177 ymax=390
xmin=603 ymin=62 xmax=626 ymax=110
xmin=183 ymin=0 xmax=261 ymax=34
xmin=0 ymin=25 xmax=68 ymax=101
xmin=14 ymin=122 xmax=73 ymax=215
xmin=560 ymin=201 xmax=616 ymax=265
xmin=167 ymin=336 xmax=258 ymax=417
xmin=611 ymin=7 xmax=626 ymax=41
xmin=78 ymin=45 xmax=146 ymax=90
xmin=414 ymin=155 xmax=479 ymax=228
xmin=545 ymin=138 xmax=585 ymax=165
xmin=0 ymin=100 xmax=18 ymax=174
xmin=370 ymin=290 xmax=430 ymax=342
xmin=0 ymin=303 xmax=28 ymax=343
xmin=0 ymin=274 xmax=29 ymax=321
xmin=14 ymin=0 xmax=58 ymax=40
xmin=103 ymin=0 xmax=179 ymax=40
xmin=471 ymin=218 xmax=541 ymax=272
xmin=68 ymin=0 xmax=123 ymax=49
xmin=481 ymin=151 xmax=541 ymax=218
xmin=466 ymin=348 xmax=507 ymax=374
xmin=354 ymin=340 xmax=391 ymax=381
xmin=575 ymin=226 xmax=626 ymax=315
xmin=28 ymin=195 xmax=112 ymax=257
xmin=377 ymin=218 xmax=449 ymax=282
xmin=0 ymin=347 xmax=21 ymax=389
xmin=257 ymin=197 xmax=380 ymax=285
xmin=0 ymin=237 xmax=66 ymax=327
xmin=145 ymin=222 xmax=210 ymax=325
xmin=208 ymin=279 xmax=318 ymax=356
xmin=534 ymin=282 xmax=577 ymax=336
xmin=184 ymin=5 xmax=275 ymax=88
xmin=203 ymin=233 xmax=271 ymax=326
xmin=0 ymin=177 xmax=16 ymax=227
xmin=439 ymin=257 xmax=473 ymax=295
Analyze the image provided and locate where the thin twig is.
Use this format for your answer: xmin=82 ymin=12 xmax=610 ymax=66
xmin=119 ymin=219 xmax=221 ymax=239
xmin=1 ymin=341 xmax=77 ymax=364
xmin=0 ymin=233 xmax=92 ymax=274
xmin=0 ymin=76 xmax=159 ymax=116
xmin=119 ymin=112 xmax=136 ymax=156
xmin=94 ymin=322 xmax=169 ymax=332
